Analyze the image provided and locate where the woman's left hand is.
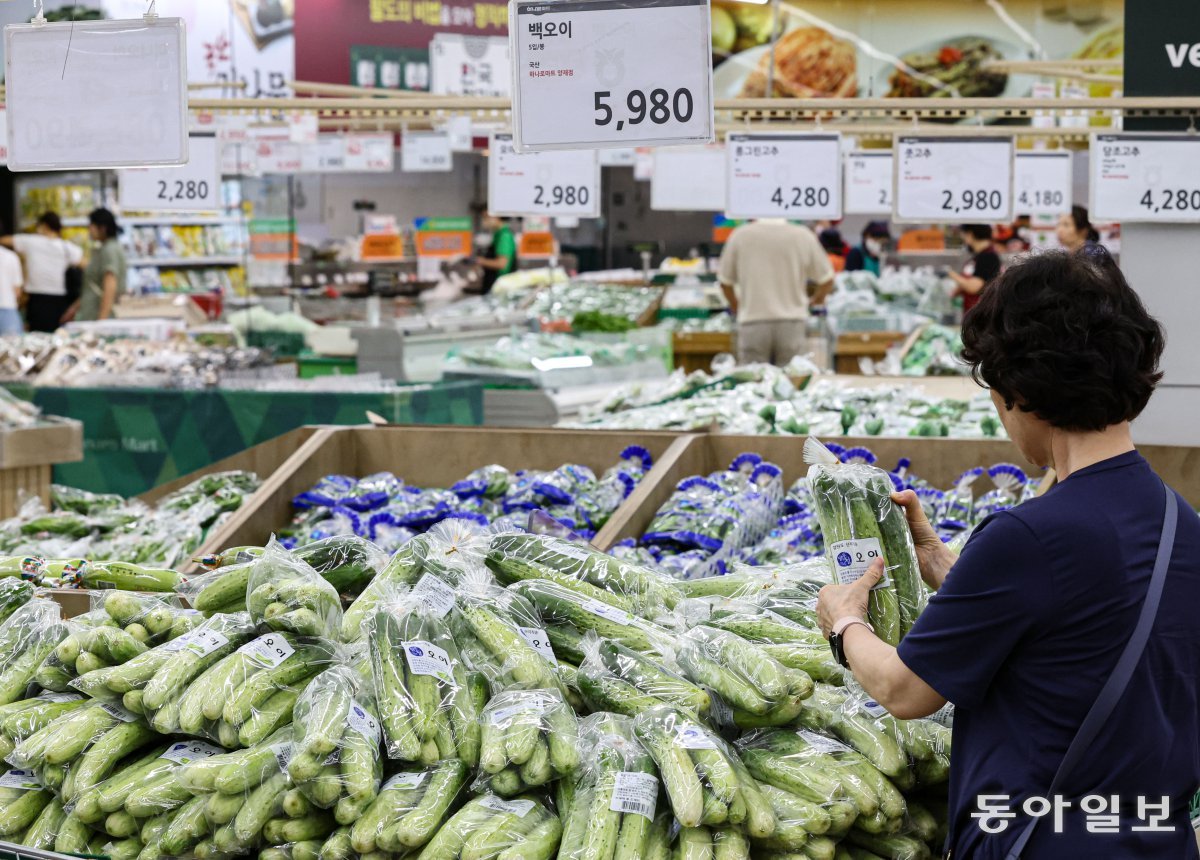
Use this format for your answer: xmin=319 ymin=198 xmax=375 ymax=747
xmin=817 ymin=558 xmax=884 ymax=638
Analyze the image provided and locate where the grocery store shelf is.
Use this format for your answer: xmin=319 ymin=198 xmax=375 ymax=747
xmin=123 ymin=216 xmax=243 ymax=227
xmin=127 ymin=256 xmax=243 ymax=267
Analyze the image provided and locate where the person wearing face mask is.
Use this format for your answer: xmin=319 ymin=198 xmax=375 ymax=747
xmin=845 ymin=221 xmax=891 ymax=276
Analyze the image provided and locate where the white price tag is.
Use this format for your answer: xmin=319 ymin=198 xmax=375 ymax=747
xmin=402 ymin=132 xmax=453 ymax=173
xmin=511 ymin=0 xmax=714 ymax=151
xmin=599 ymin=147 xmax=637 ymax=167
xmin=383 ymin=771 xmax=427 ymax=792
xmin=0 ymin=769 xmax=40 ymax=790
xmin=860 ymin=699 xmax=889 ymax=719
xmin=6 ymin=18 xmax=188 ymax=171
xmin=581 ymin=598 xmax=631 ymax=626
xmin=479 ymin=796 xmax=536 ymax=817
xmin=1014 ymin=151 xmax=1072 ymax=216
xmin=412 ymin=574 xmax=457 ymax=619
xmin=1090 ymin=133 xmax=1200 ymax=223
xmin=402 ymin=640 xmax=456 ymax=686
xmin=345 ymin=135 xmax=395 ymax=173
xmin=36 ymin=691 xmax=81 ymax=703
xmin=798 ymin=730 xmax=851 ymax=754
xmin=610 ymin=771 xmax=658 ymax=819
xmin=674 ymin=723 xmax=717 ymax=750
xmin=518 ymin=626 xmax=557 ymax=662
xmin=257 ymin=138 xmax=303 ymax=174
xmin=488 ymin=133 xmax=600 ymax=217
xmin=347 ymin=699 xmax=381 ymax=744
xmin=238 ymin=633 xmax=295 ymax=669
xmin=167 ymin=628 xmax=230 ymax=658
xmin=829 ymin=539 xmax=889 ymax=589
xmin=844 ymin=151 xmax=893 ymax=214
xmin=446 ymin=116 xmax=475 ymax=153
xmin=270 ymin=741 xmax=294 ymax=771
xmin=488 ymin=692 xmax=556 ymax=726
xmin=99 ymin=703 xmax=139 ymax=723
xmin=432 ymin=33 xmax=511 ymax=97
xmin=218 ymin=114 xmax=253 ymax=145
xmin=160 ymin=741 xmax=222 ymax=764
xmin=299 ymin=136 xmax=349 ymax=174
xmin=289 ymin=112 xmax=319 ymax=145
xmin=119 ymin=135 xmax=220 ymax=212
xmin=726 ymin=133 xmax=842 ymax=220
xmin=650 ymin=145 xmax=726 ymax=211
xmin=894 ymin=136 xmax=1013 ymax=223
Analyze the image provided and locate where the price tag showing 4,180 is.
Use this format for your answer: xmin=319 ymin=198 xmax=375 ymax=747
xmin=725 ymin=133 xmax=842 ymax=220
xmin=488 ymin=133 xmax=600 ymax=217
xmin=894 ymin=136 xmax=1013 ymax=223
xmin=118 ymin=134 xmax=220 ymax=211
xmin=510 ymin=0 xmax=714 ymax=151
xmin=1091 ymin=133 xmax=1200 ymax=223
xmin=1013 ymin=151 xmax=1072 ymax=217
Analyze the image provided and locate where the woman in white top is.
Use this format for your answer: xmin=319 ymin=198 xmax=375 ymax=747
xmin=1 ymin=212 xmax=83 ymax=332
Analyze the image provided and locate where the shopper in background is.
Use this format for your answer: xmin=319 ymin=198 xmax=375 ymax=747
xmin=65 ymin=208 xmax=126 ymax=323
xmin=0 ymin=226 xmax=24 ymax=336
xmin=818 ymin=227 xmax=849 ymax=272
xmin=948 ymin=223 xmax=1001 ymax=315
xmin=718 ymin=218 xmax=834 ymax=366
xmin=0 ymin=212 xmax=83 ymax=333
xmin=817 ymin=248 xmax=1200 ymax=859
xmin=1056 ymin=204 xmax=1100 ymax=253
xmin=845 ymin=221 xmax=891 ymax=276
xmin=476 ymin=214 xmax=517 ymax=294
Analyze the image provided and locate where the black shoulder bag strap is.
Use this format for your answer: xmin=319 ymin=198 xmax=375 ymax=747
xmin=1005 ymin=483 xmax=1179 ymax=859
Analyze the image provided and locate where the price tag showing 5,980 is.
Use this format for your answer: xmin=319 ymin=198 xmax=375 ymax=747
xmin=893 ymin=135 xmax=1013 ymax=223
xmin=725 ymin=133 xmax=842 ymax=220
xmin=510 ymin=0 xmax=715 ymax=151
xmin=488 ymin=133 xmax=600 ymax=217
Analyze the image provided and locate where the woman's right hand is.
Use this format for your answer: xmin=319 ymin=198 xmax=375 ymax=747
xmin=891 ymin=490 xmax=956 ymax=591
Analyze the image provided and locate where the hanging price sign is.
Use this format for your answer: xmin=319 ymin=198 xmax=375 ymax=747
xmin=488 ymin=133 xmax=600 ymax=217
xmin=1090 ymin=133 xmax=1200 ymax=223
xmin=1013 ymin=151 xmax=1072 ymax=216
xmin=725 ymin=133 xmax=841 ymax=220
xmin=344 ymin=135 xmax=395 ymax=172
xmin=893 ymin=136 xmax=1013 ymax=223
xmin=119 ymin=134 xmax=220 ymax=210
xmin=402 ymin=132 xmax=453 ymax=173
xmin=510 ymin=0 xmax=715 ymax=151
xmin=844 ymin=151 xmax=893 ymax=214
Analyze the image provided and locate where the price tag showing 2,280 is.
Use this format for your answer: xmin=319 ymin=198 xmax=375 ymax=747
xmin=510 ymin=0 xmax=714 ymax=151
xmin=844 ymin=151 xmax=893 ymax=214
xmin=488 ymin=133 xmax=600 ymax=217
xmin=725 ymin=133 xmax=842 ymax=220
xmin=1090 ymin=133 xmax=1200 ymax=223
xmin=893 ymin=136 xmax=1013 ymax=223
xmin=118 ymin=134 xmax=220 ymax=211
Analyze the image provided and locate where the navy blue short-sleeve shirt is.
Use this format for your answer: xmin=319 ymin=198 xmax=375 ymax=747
xmin=898 ymin=451 xmax=1200 ymax=859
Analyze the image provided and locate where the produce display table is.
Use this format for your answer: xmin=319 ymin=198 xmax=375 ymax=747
xmin=835 ymin=330 xmax=906 ymax=374
xmin=672 ymin=331 xmax=733 ymax=373
xmin=6 ymin=382 xmax=483 ymax=497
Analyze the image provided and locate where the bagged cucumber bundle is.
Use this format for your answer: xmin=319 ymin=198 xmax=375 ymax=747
xmin=0 ymin=599 xmax=67 ymax=706
xmin=0 ymin=691 xmax=89 ymax=761
xmin=14 ymin=792 xmax=66 ymax=849
xmin=486 ymin=532 xmax=681 ymax=613
xmin=291 ymin=534 xmax=388 ymax=597
xmin=674 ymin=624 xmax=813 ymax=728
xmin=676 ymin=558 xmax=826 ymax=600
xmin=177 ymin=556 xmax=258 ymax=616
xmin=805 ymin=439 xmax=926 ymax=644
xmin=475 ymin=688 xmax=578 ymax=796
xmin=632 ymin=705 xmax=776 ymax=838
xmin=576 ymin=633 xmax=710 ymax=719
xmin=8 ymin=698 xmax=144 ymax=781
xmin=247 ymin=540 xmax=344 ymax=640
xmin=558 ymin=712 xmax=663 ymax=860
xmin=70 ymin=560 xmax=183 ymax=593
xmin=0 ymin=578 xmax=34 ymax=625
xmin=0 ymin=767 xmax=54 ymax=839
xmin=366 ymin=590 xmax=485 ymax=765
xmin=348 ymin=759 xmax=469 ymax=855
xmin=287 ymin=663 xmax=383 ymax=824
xmin=418 ymin=792 xmax=562 ymax=860
xmin=449 ymin=570 xmax=565 ymax=695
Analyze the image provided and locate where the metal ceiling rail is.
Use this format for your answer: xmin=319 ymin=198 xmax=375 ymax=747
xmin=982 ymin=58 xmax=1123 ymax=71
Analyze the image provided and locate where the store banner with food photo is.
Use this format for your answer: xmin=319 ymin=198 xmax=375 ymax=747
xmin=294 ymin=0 xmax=509 ymax=89
xmin=710 ymin=0 xmax=1122 ymax=103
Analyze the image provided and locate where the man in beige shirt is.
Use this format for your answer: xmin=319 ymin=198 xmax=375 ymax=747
xmin=718 ymin=219 xmax=835 ymax=366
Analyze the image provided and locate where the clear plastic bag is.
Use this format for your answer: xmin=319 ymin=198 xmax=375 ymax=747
xmin=805 ymin=438 xmax=926 ymax=644
xmin=558 ymin=713 xmax=660 ymax=860
xmin=475 ymin=688 xmax=579 ymax=796
xmin=247 ymin=540 xmax=344 ymax=640
xmin=176 ymin=556 xmax=258 ymax=616
xmin=291 ymin=534 xmax=388 ymax=598
xmin=0 ymin=598 xmax=67 ymax=706
xmin=347 ymin=759 xmax=470 ymax=855
xmin=418 ymin=792 xmax=562 ymax=860
xmin=365 ymin=590 xmax=483 ymax=764
xmin=576 ymin=632 xmax=711 ymax=718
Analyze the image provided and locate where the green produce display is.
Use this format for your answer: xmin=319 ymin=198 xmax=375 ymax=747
xmin=477 ymin=689 xmax=579 ymax=796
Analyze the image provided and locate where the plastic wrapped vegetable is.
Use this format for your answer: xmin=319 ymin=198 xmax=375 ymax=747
xmin=348 ymin=760 xmax=469 ymax=855
xmin=576 ymin=632 xmax=711 ymax=718
xmin=366 ymin=592 xmax=483 ymax=764
xmin=632 ymin=705 xmax=776 ymax=838
xmin=418 ymin=793 xmax=562 ymax=860
xmin=0 ymin=768 xmax=54 ymax=838
xmin=558 ymin=713 xmax=662 ymax=860
xmin=76 ymin=560 xmax=183 ymax=593
xmin=509 ymin=578 xmax=672 ymax=658
xmin=177 ymin=556 xmax=258 ymax=616
xmin=805 ymin=438 xmax=926 ymax=643
xmin=0 ymin=599 xmax=67 ymax=706
xmin=292 ymin=534 xmax=388 ymax=597
xmin=287 ymin=664 xmax=383 ymax=824
xmin=476 ymin=688 xmax=579 ymax=796
xmin=0 ymin=578 xmax=33 ymax=625
xmin=247 ymin=540 xmax=344 ymax=639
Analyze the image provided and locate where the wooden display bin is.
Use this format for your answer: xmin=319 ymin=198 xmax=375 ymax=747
xmin=672 ymin=331 xmax=734 ymax=374
xmin=835 ymin=331 xmax=906 ymax=374
xmin=0 ymin=419 xmax=83 ymax=518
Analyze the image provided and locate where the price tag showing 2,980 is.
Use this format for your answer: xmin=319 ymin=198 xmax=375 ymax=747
xmin=510 ymin=0 xmax=715 ymax=151
xmin=725 ymin=133 xmax=842 ymax=220
xmin=488 ymin=133 xmax=600 ymax=217
xmin=893 ymin=136 xmax=1013 ymax=223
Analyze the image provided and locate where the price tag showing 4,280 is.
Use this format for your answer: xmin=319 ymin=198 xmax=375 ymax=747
xmin=488 ymin=133 xmax=600 ymax=217
xmin=894 ymin=136 xmax=1013 ymax=223
xmin=725 ymin=133 xmax=842 ymax=220
xmin=1091 ymin=133 xmax=1200 ymax=223
xmin=510 ymin=0 xmax=715 ymax=151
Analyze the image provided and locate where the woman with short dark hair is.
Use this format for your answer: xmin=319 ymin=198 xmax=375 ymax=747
xmin=817 ymin=249 xmax=1200 ymax=858
xmin=0 ymin=211 xmax=83 ymax=332
xmin=65 ymin=208 xmax=126 ymax=323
